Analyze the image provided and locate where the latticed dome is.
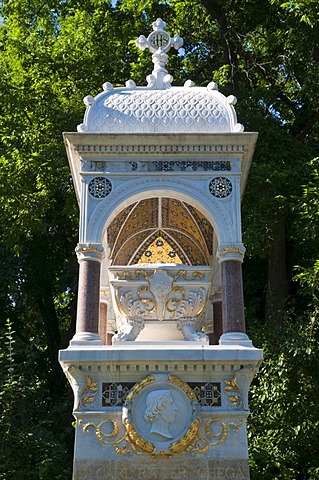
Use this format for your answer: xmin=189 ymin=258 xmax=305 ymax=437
xmin=77 ymin=81 xmax=244 ymax=134
xmin=77 ymin=18 xmax=244 ymax=135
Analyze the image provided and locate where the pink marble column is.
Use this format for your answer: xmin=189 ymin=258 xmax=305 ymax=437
xmin=221 ymin=260 xmax=246 ymax=333
xmin=99 ymin=302 xmax=107 ymax=345
xmin=216 ymin=244 xmax=253 ymax=348
xmin=217 ymin=245 xmax=253 ymax=346
xmin=106 ymin=331 xmax=113 ymax=346
xmin=71 ymin=244 xmax=104 ymax=345
xmin=76 ymin=259 xmax=101 ymax=334
xmin=211 ymin=300 xmax=223 ymax=344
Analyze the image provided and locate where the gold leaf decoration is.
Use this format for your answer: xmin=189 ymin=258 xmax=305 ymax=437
xmin=224 ymin=377 xmax=243 ymax=409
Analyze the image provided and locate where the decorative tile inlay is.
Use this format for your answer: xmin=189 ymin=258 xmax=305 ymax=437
xmin=189 ymin=382 xmax=222 ymax=406
xmin=137 ymin=235 xmax=183 ymax=264
xmin=152 ymin=160 xmax=231 ymax=172
xmin=102 ymin=381 xmax=221 ymax=407
xmin=209 ymin=177 xmax=232 ymax=198
xmin=102 ymin=382 xmax=135 ymax=407
xmin=88 ymin=177 xmax=112 ymax=198
xmin=83 ymin=159 xmax=234 ymax=174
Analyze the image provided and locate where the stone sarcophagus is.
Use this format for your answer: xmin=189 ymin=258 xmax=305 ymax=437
xmin=108 ymin=264 xmax=211 ymax=342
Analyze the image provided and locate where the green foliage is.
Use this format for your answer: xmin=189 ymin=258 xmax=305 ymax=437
xmin=0 ymin=0 xmax=318 ymax=478
xmin=0 ymin=320 xmax=74 ymax=479
xmin=248 ymin=310 xmax=319 ymax=479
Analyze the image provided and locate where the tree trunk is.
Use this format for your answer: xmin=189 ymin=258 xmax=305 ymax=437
xmin=200 ymin=0 xmax=239 ymax=89
xmin=37 ymin=288 xmax=65 ymax=399
xmin=265 ymin=212 xmax=289 ymax=324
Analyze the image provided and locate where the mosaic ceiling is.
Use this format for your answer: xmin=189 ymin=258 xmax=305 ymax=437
xmin=107 ymin=198 xmax=214 ymax=266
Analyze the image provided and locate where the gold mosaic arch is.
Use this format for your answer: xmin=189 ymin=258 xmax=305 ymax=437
xmin=107 ymin=198 xmax=214 ymax=266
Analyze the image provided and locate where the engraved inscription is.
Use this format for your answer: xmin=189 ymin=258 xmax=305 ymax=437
xmin=76 ymin=465 xmax=247 ymax=479
xmin=149 ymin=31 xmax=170 ymax=49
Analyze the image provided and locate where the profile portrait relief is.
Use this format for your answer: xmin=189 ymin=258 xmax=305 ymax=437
xmin=144 ymin=389 xmax=178 ymax=439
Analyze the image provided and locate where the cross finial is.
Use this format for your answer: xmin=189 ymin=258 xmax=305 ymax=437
xmin=136 ymin=19 xmax=183 ymax=89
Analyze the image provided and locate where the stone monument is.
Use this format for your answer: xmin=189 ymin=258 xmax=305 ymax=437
xmin=59 ymin=19 xmax=263 ymax=480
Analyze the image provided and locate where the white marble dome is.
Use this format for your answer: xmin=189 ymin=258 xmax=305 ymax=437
xmin=77 ymin=80 xmax=244 ymax=134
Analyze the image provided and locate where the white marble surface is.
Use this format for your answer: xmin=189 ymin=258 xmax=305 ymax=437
xmin=60 ymin=339 xmax=261 ymax=480
xmin=59 ymin=342 xmax=263 ymax=363
xmin=78 ymin=86 xmax=244 ymax=135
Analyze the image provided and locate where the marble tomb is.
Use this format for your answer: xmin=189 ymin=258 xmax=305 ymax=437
xmin=59 ymin=18 xmax=263 ymax=480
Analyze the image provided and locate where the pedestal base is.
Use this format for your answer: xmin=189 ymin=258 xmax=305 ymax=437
xmin=219 ymin=332 xmax=254 ymax=348
xmin=59 ymin=344 xmax=262 ymax=480
xmin=69 ymin=332 xmax=103 ymax=346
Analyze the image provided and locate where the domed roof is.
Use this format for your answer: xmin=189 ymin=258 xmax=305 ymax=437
xmin=107 ymin=197 xmax=214 ymax=266
xmin=77 ymin=18 xmax=244 ymax=135
xmin=77 ymin=81 xmax=244 ymax=134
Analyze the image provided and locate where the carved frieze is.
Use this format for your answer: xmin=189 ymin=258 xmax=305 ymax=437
xmin=75 ymin=144 xmax=244 ymax=154
xmin=81 ymin=159 xmax=232 ymax=173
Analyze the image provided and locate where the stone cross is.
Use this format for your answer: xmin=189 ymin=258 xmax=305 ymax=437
xmin=136 ymin=18 xmax=183 ymax=88
xmin=136 ymin=18 xmax=183 ymax=54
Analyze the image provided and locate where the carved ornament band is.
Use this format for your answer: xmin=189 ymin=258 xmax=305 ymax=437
xmin=76 ymin=243 xmax=105 ymax=262
xmin=210 ymin=288 xmax=223 ymax=303
xmin=217 ymin=244 xmax=246 ymax=263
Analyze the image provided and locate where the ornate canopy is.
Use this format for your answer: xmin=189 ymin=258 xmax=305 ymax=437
xmin=77 ymin=18 xmax=243 ymax=136
xmin=107 ymin=198 xmax=214 ymax=266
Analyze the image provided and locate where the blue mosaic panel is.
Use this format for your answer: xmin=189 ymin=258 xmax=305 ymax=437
xmin=209 ymin=177 xmax=232 ymax=198
xmin=88 ymin=177 xmax=112 ymax=198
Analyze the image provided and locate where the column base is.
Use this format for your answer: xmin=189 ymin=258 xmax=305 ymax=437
xmin=219 ymin=332 xmax=254 ymax=348
xmin=69 ymin=332 xmax=103 ymax=347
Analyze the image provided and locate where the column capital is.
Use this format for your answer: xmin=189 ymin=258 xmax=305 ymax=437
xmin=210 ymin=288 xmax=223 ymax=303
xmin=217 ymin=243 xmax=246 ymax=263
xmin=76 ymin=243 xmax=105 ymax=262
xmin=100 ymin=287 xmax=111 ymax=302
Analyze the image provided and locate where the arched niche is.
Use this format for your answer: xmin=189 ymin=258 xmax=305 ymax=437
xmin=106 ymin=197 xmax=214 ymax=266
xmin=87 ymin=177 xmax=234 ymax=250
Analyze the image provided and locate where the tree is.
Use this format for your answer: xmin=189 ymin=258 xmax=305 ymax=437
xmin=0 ymin=0 xmax=319 ymax=478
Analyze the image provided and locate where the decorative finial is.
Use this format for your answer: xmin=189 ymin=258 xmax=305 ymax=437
xmin=136 ymin=19 xmax=183 ymax=89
